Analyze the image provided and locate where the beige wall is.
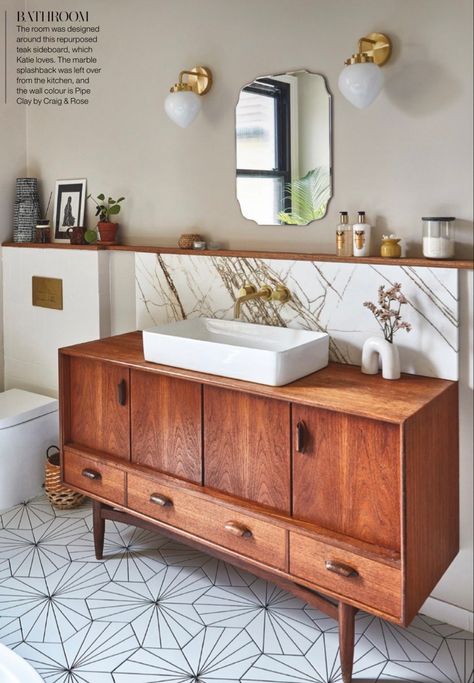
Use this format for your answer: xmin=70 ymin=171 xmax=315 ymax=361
xmin=26 ymin=0 xmax=473 ymax=257
xmin=16 ymin=0 xmax=474 ymax=627
xmin=0 ymin=0 xmax=27 ymax=389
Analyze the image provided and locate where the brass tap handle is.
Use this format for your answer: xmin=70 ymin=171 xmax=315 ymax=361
xmin=238 ymin=283 xmax=256 ymax=297
xmin=149 ymin=493 xmax=173 ymax=507
xmin=258 ymin=284 xmax=273 ymax=301
xmin=271 ymin=284 xmax=291 ymax=303
xmin=224 ymin=521 xmax=253 ymax=538
xmin=325 ymin=560 xmax=359 ymax=578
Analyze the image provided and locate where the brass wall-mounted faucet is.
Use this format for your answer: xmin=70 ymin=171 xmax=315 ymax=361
xmin=234 ymin=282 xmax=291 ymax=319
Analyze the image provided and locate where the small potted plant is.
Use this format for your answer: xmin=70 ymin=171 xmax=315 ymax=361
xmin=87 ymin=193 xmax=125 ymax=243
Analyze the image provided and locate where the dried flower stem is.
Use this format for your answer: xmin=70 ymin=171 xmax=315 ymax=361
xmin=363 ymin=283 xmax=412 ymax=343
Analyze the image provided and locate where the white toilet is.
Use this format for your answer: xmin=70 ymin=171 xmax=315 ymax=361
xmin=0 ymin=389 xmax=58 ymax=511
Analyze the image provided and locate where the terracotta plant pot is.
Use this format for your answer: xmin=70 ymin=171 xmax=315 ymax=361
xmin=98 ymin=221 xmax=119 ymax=243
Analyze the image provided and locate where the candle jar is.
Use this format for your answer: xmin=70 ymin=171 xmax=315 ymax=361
xmin=422 ymin=217 xmax=455 ymax=259
xmin=34 ymin=219 xmax=51 ymax=244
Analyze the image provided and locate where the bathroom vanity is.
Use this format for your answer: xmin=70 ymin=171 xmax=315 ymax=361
xmin=59 ymin=331 xmax=459 ymax=683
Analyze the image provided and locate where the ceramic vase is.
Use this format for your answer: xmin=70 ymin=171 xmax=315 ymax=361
xmin=361 ymin=336 xmax=401 ymax=380
xmin=13 ymin=178 xmax=40 ymax=243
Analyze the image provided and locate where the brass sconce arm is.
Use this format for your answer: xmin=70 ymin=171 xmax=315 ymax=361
xmin=170 ymin=66 xmax=213 ymax=94
xmin=345 ymin=32 xmax=392 ymax=66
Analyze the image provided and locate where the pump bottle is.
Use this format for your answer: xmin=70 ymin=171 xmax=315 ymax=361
xmin=353 ymin=211 xmax=371 ymax=257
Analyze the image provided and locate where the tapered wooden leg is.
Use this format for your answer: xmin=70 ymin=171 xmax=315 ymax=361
xmin=338 ymin=602 xmax=356 ymax=683
xmin=92 ymin=500 xmax=105 ymax=560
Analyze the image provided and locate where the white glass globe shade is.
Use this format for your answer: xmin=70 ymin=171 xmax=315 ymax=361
xmin=338 ymin=62 xmax=384 ymax=109
xmin=164 ymin=90 xmax=202 ymax=128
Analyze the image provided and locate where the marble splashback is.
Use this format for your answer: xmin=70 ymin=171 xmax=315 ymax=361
xmin=135 ymin=254 xmax=459 ymax=380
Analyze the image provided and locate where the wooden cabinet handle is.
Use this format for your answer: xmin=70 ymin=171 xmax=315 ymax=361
xmin=325 ymin=560 xmax=359 ymax=578
xmin=224 ymin=521 xmax=252 ymax=538
xmin=296 ymin=420 xmax=307 ymax=453
xmin=149 ymin=493 xmax=173 ymax=507
xmin=81 ymin=468 xmax=102 ymax=481
xmin=117 ymin=379 xmax=127 ymax=406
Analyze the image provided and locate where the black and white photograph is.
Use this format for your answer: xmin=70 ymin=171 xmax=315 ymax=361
xmin=53 ymin=179 xmax=86 ymax=240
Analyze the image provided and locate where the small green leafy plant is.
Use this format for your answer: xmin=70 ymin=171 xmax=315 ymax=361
xmin=88 ymin=193 xmax=125 ymax=222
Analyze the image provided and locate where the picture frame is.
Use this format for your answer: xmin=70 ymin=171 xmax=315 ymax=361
xmin=53 ymin=179 xmax=87 ymax=240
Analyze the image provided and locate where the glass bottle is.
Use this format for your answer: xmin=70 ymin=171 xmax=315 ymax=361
xmin=336 ymin=211 xmax=352 ymax=257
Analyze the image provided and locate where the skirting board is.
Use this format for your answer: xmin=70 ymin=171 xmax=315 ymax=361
xmin=422 ymin=597 xmax=474 ymax=632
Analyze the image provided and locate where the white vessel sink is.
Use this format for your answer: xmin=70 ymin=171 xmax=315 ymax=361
xmin=142 ymin=318 xmax=329 ymax=386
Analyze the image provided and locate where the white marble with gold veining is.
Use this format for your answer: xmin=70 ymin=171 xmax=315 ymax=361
xmin=135 ymin=254 xmax=459 ymax=380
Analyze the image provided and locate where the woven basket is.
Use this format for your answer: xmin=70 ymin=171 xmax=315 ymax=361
xmin=45 ymin=446 xmax=85 ymax=510
xmin=178 ymin=233 xmax=202 ymax=249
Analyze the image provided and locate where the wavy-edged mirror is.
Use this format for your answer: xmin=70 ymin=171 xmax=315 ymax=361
xmin=235 ymin=70 xmax=332 ymax=226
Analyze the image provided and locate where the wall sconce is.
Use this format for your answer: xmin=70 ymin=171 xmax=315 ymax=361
xmin=164 ymin=66 xmax=213 ymax=128
xmin=338 ymin=32 xmax=392 ymax=108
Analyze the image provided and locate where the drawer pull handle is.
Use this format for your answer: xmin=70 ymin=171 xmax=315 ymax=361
xmin=149 ymin=493 xmax=173 ymax=507
xmin=224 ymin=521 xmax=252 ymax=538
xmin=325 ymin=560 xmax=359 ymax=578
xmin=296 ymin=420 xmax=307 ymax=453
xmin=117 ymin=379 xmax=127 ymax=406
xmin=81 ymin=468 xmax=102 ymax=481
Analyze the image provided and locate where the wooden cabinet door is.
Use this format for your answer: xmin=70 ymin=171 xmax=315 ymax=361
xmin=66 ymin=357 xmax=130 ymax=460
xmin=130 ymin=371 xmax=202 ymax=484
xmin=292 ymin=405 xmax=400 ymax=552
xmin=204 ymin=386 xmax=290 ymax=513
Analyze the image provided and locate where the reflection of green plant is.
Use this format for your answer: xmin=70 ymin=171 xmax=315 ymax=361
xmin=278 ymin=167 xmax=330 ymax=225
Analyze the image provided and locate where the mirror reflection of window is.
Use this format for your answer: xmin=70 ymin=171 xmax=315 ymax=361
xmin=236 ymin=79 xmax=291 ymax=224
xmin=235 ymin=71 xmax=332 ymax=226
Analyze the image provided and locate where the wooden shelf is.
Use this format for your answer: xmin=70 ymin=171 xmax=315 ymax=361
xmin=2 ymin=241 xmax=473 ymax=269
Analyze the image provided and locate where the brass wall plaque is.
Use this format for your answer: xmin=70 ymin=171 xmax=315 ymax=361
xmin=32 ymin=276 xmax=63 ymax=310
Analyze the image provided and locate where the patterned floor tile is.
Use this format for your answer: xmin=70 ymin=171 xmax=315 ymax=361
xmin=0 ymin=497 xmax=56 ymax=530
xmin=0 ymin=516 xmax=88 ymax=577
xmin=14 ymin=621 xmax=138 ymax=682
xmin=0 ymin=562 xmax=108 ymax=641
xmin=114 ymin=626 xmax=260 ymax=682
xmin=0 ymin=496 xmax=472 ymax=683
xmin=68 ymin=521 xmax=167 ymax=581
xmin=87 ymin=564 xmax=210 ymax=648
xmin=195 ymin=579 xmax=322 ymax=654
xmin=200 ymin=558 xmax=258 ymax=588
xmin=0 ymin=616 xmax=22 ymax=647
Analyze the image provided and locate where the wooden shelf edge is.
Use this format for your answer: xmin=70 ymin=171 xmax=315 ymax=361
xmin=1 ymin=241 xmax=104 ymax=250
xmin=2 ymin=241 xmax=473 ymax=269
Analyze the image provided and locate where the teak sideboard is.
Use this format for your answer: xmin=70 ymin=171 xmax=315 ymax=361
xmin=59 ymin=331 xmax=459 ymax=683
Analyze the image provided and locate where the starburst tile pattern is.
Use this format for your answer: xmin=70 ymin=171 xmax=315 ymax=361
xmin=0 ymin=495 xmax=472 ymax=682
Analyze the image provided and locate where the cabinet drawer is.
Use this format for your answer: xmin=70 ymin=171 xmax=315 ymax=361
xmin=128 ymin=473 xmax=287 ymax=571
xmin=289 ymin=532 xmax=401 ymax=618
xmin=63 ymin=449 xmax=126 ymax=505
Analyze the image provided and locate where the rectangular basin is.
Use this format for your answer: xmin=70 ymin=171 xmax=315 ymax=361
xmin=142 ymin=318 xmax=329 ymax=386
